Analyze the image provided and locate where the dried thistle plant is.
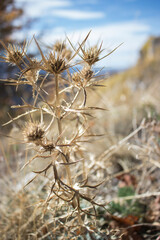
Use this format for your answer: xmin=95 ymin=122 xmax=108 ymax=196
xmin=0 ymin=32 xmax=121 ymax=239
xmin=0 ymin=40 xmax=28 ymax=66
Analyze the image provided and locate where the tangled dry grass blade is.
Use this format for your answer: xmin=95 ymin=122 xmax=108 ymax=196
xmin=0 ymin=32 xmax=160 ymax=240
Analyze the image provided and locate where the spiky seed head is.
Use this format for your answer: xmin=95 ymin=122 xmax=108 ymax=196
xmin=5 ymin=44 xmax=24 ymax=65
xmin=82 ymin=46 xmax=100 ymax=65
xmin=42 ymin=142 xmax=55 ymax=152
xmin=23 ymin=121 xmax=45 ymax=144
xmin=72 ymin=72 xmax=81 ymax=82
xmin=47 ymin=52 xmax=68 ymax=74
xmin=53 ymin=41 xmax=66 ymax=52
xmin=81 ymin=66 xmax=93 ymax=82
xmin=53 ymin=41 xmax=72 ymax=60
xmin=28 ymin=58 xmax=41 ymax=70
xmin=72 ymin=72 xmax=82 ymax=86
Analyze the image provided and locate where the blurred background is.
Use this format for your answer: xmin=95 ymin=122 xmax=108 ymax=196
xmin=0 ymin=0 xmax=160 ymax=121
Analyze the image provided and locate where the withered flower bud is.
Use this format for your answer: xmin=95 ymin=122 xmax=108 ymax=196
xmin=53 ymin=41 xmax=72 ymax=60
xmin=47 ymin=52 xmax=68 ymax=74
xmin=23 ymin=121 xmax=45 ymax=144
xmin=81 ymin=66 xmax=93 ymax=82
xmin=82 ymin=46 xmax=101 ymax=66
xmin=0 ymin=40 xmax=28 ymax=66
xmin=72 ymin=72 xmax=81 ymax=83
xmin=42 ymin=142 xmax=55 ymax=152
xmin=53 ymin=41 xmax=66 ymax=52
xmin=6 ymin=44 xmax=24 ymax=65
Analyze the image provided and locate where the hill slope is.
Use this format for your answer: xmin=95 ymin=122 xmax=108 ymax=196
xmin=88 ymin=36 xmax=160 ymax=136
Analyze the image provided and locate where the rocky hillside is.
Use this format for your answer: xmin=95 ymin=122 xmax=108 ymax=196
xmin=88 ymin=36 xmax=160 ymax=136
xmin=108 ymin=36 xmax=160 ymax=94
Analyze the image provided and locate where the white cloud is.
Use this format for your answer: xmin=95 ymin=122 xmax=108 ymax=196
xmin=16 ymin=0 xmax=72 ymax=18
xmin=51 ymin=9 xmax=104 ymax=20
xmin=16 ymin=0 xmax=104 ymax=20
xmin=17 ymin=0 xmax=71 ymax=6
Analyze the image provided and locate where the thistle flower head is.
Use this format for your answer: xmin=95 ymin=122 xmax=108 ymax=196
xmin=42 ymin=141 xmax=55 ymax=152
xmin=26 ymin=58 xmax=41 ymax=69
xmin=47 ymin=52 xmax=68 ymax=74
xmin=6 ymin=44 xmax=24 ymax=65
xmin=81 ymin=45 xmax=102 ymax=66
xmin=72 ymin=72 xmax=83 ymax=87
xmin=72 ymin=66 xmax=94 ymax=87
xmin=81 ymin=65 xmax=93 ymax=82
xmin=23 ymin=121 xmax=45 ymax=144
xmin=72 ymin=72 xmax=81 ymax=83
xmin=53 ymin=40 xmax=66 ymax=52
xmin=0 ymin=40 xmax=27 ymax=65
xmin=34 ymin=37 xmax=71 ymax=74
xmin=53 ymin=41 xmax=72 ymax=60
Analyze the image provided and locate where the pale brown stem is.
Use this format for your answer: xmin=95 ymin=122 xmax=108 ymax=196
xmin=54 ymin=73 xmax=83 ymax=225
xmin=55 ymin=74 xmax=72 ymax=185
xmin=55 ymin=74 xmax=62 ymax=135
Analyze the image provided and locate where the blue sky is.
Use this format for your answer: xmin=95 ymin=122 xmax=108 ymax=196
xmin=15 ymin=0 xmax=160 ymax=69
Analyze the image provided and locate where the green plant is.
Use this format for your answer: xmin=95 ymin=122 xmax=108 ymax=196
xmin=0 ymin=32 xmax=121 ymax=239
xmin=108 ymin=187 xmax=145 ymax=217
